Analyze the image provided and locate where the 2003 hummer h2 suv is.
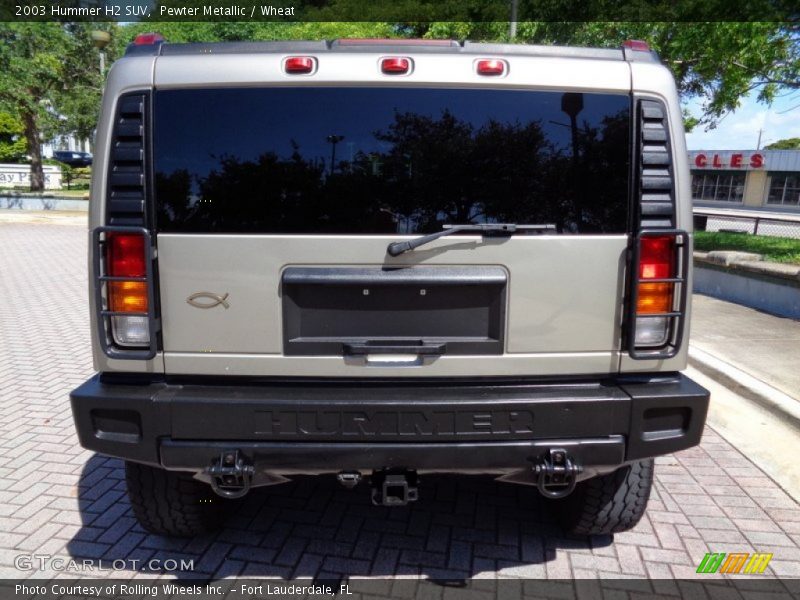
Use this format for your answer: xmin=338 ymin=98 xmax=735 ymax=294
xmin=71 ymin=35 xmax=710 ymax=537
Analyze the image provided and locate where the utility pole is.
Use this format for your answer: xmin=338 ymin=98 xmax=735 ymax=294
xmin=509 ymin=0 xmax=518 ymax=40
xmin=756 ymin=128 xmax=764 ymax=150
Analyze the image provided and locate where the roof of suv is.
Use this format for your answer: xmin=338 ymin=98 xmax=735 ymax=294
xmin=125 ymin=38 xmax=659 ymax=64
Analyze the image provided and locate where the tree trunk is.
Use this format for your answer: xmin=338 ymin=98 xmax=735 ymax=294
xmin=22 ymin=111 xmax=44 ymax=192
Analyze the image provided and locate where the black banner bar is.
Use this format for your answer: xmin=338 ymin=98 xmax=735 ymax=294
xmin=1 ymin=0 xmax=798 ymax=23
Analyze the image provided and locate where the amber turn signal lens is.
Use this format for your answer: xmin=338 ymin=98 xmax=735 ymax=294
xmin=636 ymin=282 xmax=673 ymax=314
xmin=109 ymin=281 xmax=148 ymax=313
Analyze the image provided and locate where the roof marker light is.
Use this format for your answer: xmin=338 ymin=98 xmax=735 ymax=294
xmin=133 ymin=32 xmax=164 ymax=46
xmin=284 ymin=56 xmax=316 ymax=74
xmin=623 ymin=40 xmax=650 ymax=52
xmin=381 ymin=57 xmax=410 ymax=74
xmin=476 ymin=59 xmax=507 ymax=76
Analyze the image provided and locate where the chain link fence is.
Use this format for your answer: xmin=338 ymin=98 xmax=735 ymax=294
xmin=693 ymin=209 xmax=800 ymax=240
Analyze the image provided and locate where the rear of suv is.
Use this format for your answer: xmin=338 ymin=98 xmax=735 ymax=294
xmin=71 ymin=36 xmax=709 ymax=537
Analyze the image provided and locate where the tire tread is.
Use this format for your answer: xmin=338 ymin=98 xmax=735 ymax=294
xmin=553 ymin=459 xmax=654 ymax=536
xmin=125 ymin=462 xmax=223 ymax=537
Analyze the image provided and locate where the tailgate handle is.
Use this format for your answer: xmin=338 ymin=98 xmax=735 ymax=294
xmin=343 ymin=341 xmax=446 ymax=356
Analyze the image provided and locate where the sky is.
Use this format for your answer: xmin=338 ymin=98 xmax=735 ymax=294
xmin=684 ymin=88 xmax=800 ymax=151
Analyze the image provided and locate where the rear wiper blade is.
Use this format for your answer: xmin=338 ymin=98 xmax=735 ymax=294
xmin=387 ymin=223 xmax=556 ymax=257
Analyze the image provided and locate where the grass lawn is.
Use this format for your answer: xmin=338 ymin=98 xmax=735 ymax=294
xmin=49 ymin=189 xmax=90 ymax=197
xmin=695 ymin=231 xmax=800 ymax=265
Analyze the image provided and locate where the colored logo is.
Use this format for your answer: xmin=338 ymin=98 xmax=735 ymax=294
xmin=696 ymin=552 xmax=773 ymax=574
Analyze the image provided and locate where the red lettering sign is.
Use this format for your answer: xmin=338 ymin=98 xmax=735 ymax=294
xmin=692 ymin=152 xmax=764 ymax=169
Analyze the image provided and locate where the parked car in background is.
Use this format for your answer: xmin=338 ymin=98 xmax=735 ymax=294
xmin=53 ymin=150 xmax=93 ymax=167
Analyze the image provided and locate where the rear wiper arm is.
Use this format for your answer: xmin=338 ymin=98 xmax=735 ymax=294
xmin=387 ymin=223 xmax=556 ymax=257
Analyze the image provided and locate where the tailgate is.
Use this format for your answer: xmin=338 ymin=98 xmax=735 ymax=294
xmin=157 ymin=235 xmax=627 ymax=377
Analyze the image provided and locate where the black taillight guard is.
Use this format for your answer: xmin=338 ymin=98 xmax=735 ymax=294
xmin=92 ymin=226 xmax=160 ymax=360
xmin=627 ymin=229 xmax=690 ymax=360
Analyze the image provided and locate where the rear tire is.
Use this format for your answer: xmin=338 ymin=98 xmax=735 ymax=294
xmin=125 ymin=461 xmax=226 ymax=537
xmin=551 ymin=459 xmax=654 ymax=536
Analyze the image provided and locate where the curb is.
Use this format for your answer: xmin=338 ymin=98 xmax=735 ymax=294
xmin=689 ymin=346 xmax=800 ymax=432
xmin=694 ymin=251 xmax=800 ymax=285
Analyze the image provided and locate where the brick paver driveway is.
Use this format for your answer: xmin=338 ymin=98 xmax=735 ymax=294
xmin=1 ymin=217 xmax=800 ymax=583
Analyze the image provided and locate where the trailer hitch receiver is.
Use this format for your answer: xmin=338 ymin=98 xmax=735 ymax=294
xmin=371 ymin=470 xmax=418 ymax=507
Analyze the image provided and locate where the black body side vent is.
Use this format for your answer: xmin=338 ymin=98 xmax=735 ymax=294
xmin=637 ymin=99 xmax=674 ymax=229
xmin=107 ymin=92 xmax=148 ymax=225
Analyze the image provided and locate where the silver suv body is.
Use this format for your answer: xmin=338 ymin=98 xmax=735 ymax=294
xmin=71 ymin=38 xmax=709 ymax=537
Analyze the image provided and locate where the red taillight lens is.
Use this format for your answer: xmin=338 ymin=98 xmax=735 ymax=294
xmin=636 ymin=235 xmax=675 ymax=316
xmin=623 ymin=39 xmax=650 ymax=52
xmin=476 ymin=59 xmax=507 ymax=76
xmin=639 ymin=236 xmax=674 ymax=280
xmin=107 ymin=233 xmax=146 ymax=277
xmin=133 ymin=32 xmax=164 ymax=46
xmin=284 ymin=56 xmax=315 ymax=74
xmin=381 ymin=57 xmax=410 ymax=74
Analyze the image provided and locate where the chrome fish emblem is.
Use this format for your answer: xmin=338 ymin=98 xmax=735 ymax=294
xmin=186 ymin=292 xmax=230 ymax=309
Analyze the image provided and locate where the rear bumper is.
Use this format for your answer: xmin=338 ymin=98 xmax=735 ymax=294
xmin=70 ymin=373 xmax=709 ymax=481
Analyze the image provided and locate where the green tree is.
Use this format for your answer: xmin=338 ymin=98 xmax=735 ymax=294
xmin=0 ymin=112 xmax=27 ymax=162
xmin=113 ymin=21 xmax=395 ymax=56
xmin=110 ymin=20 xmax=797 ymax=130
xmin=766 ymin=137 xmax=800 ymax=150
xmin=0 ymin=23 xmax=112 ymax=191
xmin=422 ymin=22 xmax=799 ymax=128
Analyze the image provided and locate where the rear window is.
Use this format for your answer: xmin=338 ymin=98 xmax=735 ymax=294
xmin=154 ymin=87 xmax=630 ymax=234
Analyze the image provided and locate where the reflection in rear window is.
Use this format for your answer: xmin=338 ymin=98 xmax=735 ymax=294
xmin=154 ymin=87 xmax=630 ymax=234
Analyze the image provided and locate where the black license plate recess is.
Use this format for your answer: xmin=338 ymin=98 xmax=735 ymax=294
xmin=282 ymin=266 xmax=506 ymax=356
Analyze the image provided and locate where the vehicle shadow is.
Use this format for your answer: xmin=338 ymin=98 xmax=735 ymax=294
xmin=66 ymin=454 xmax=612 ymax=581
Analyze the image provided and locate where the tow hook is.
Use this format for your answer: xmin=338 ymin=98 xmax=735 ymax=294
xmin=206 ymin=450 xmax=254 ymax=499
xmin=337 ymin=471 xmax=362 ymax=489
xmin=533 ymin=448 xmax=582 ymax=499
xmin=370 ymin=469 xmax=419 ymax=507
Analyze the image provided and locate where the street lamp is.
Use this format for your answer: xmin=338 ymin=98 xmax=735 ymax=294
xmin=326 ymin=134 xmax=344 ymax=175
xmin=560 ymin=92 xmax=583 ymax=163
xmin=91 ymin=30 xmax=111 ymax=78
xmin=561 ymin=92 xmax=584 ymax=223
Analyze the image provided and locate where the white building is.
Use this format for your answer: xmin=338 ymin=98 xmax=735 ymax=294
xmin=43 ymin=134 xmax=91 ymax=158
xmin=689 ymin=149 xmax=800 ymax=211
